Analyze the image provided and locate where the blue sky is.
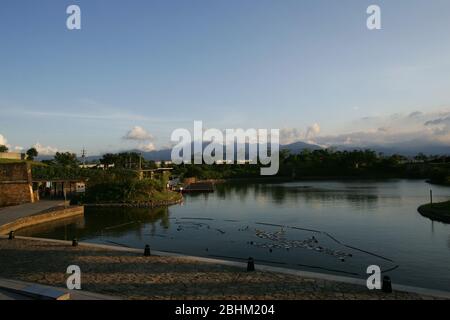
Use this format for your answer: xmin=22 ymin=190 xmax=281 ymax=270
xmin=1 ymin=0 xmax=450 ymax=155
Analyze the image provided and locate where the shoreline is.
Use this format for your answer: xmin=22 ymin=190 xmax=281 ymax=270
xmin=0 ymin=194 xmax=183 ymax=235
xmin=1 ymin=236 xmax=448 ymax=300
xmin=418 ymin=201 xmax=450 ymax=223
xmin=84 ymin=197 xmax=183 ymax=208
xmin=0 ymin=204 xmax=84 ymax=235
xmin=224 ymin=177 xmax=429 ymax=183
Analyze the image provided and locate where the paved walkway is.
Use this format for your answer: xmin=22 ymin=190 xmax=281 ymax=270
xmin=0 ymin=288 xmax=32 ymax=300
xmin=0 ymin=278 xmax=119 ymax=300
xmin=0 ymin=201 xmax=65 ymax=227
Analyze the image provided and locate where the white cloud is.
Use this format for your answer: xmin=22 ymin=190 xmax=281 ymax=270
xmin=0 ymin=134 xmax=7 ymax=146
xmin=33 ymin=143 xmax=58 ymax=155
xmin=279 ymin=128 xmax=303 ymax=145
xmin=123 ymin=126 xmax=157 ymax=151
xmin=280 ymin=123 xmax=321 ymax=145
xmin=305 ymin=123 xmax=321 ymax=139
xmin=123 ymin=126 xmax=154 ymax=141
xmin=278 ymin=109 xmax=450 ymax=148
xmin=312 ymin=109 xmax=450 ymax=147
xmin=138 ymin=142 xmax=156 ymax=152
xmin=0 ymin=134 xmax=26 ymax=153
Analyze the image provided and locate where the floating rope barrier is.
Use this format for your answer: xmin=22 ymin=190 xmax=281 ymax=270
xmin=87 ymin=216 xmax=398 ymax=275
xmin=253 ymin=259 xmax=287 ymax=265
xmin=207 ymin=254 xmax=287 ymax=265
xmin=381 ymin=265 xmax=400 ymax=274
xmin=343 ymin=244 xmax=394 ymax=262
xmin=252 ymin=229 xmax=352 ymax=260
xmin=256 ymin=222 xmax=286 ymax=228
xmin=207 ymin=254 xmax=247 ymax=261
xmin=322 ymin=232 xmax=342 ymax=244
xmin=296 ymin=264 xmax=360 ymax=276
xmin=97 ymin=235 xmax=395 ymax=278
xmin=103 ymin=240 xmax=134 ymax=248
xmin=103 ymin=221 xmax=136 ymax=230
xmin=289 ymin=226 xmax=323 ymax=233
xmin=144 ymin=234 xmax=168 ymax=238
xmin=255 ymin=221 xmax=394 ymax=263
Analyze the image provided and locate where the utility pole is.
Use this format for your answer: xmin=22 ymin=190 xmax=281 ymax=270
xmin=139 ymin=153 xmax=143 ymax=180
xmin=81 ymin=147 xmax=86 ymax=166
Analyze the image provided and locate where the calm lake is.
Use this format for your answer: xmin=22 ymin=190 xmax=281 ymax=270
xmin=18 ymin=180 xmax=450 ymax=291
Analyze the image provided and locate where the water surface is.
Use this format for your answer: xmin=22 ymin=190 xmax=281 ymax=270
xmin=19 ymin=180 xmax=450 ymax=291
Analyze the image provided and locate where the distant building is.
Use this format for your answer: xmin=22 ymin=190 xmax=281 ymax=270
xmin=137 ymin=167 xmax=173 ymax=181
xmin=0 ymin=152 xmax=25 ymax=160
xmin=168 ymin=177 xmax=180 ymax=189
xmin=76 ymin=182 xmax=86 ymax=193
xmin=0 ymin=162 xmax=87 ymax=207
xmin=79 ymin=163 xmax=114 ymax=169
xmin=214 ymin=160 xmax=234 ymax=165
xmin=236 ymin=159 xmax=254 ymax=165
xmin=155 ymin=161 xmax=172 ymax=167
xmin=32 ymin=179 xmax=86 ymax=200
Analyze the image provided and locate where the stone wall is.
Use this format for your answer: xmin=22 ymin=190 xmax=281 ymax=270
xmin=0 ymin=163 xmax=34 ymax=207
xmin=0 ymin=162 xmax=32 ymax=182
xmin=0 ymin=205 xmax=84 ymax=235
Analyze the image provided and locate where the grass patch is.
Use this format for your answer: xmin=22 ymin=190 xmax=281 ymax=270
xmin=0 ymin=159 xmax=46 ymax=166
xmin=418 ymin=201 xmax=450 ymax=223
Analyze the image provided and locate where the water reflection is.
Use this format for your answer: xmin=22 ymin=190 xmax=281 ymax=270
xmin=215 ymin=182 xmax=380 ymax=209
xmin=17 ymin=180 xmax=450 ymax=291
xmin=18 ymin=206 xmax=171 ymax=241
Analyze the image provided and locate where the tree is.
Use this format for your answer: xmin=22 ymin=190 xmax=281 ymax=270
xmin=0 ymin=145 xmax=8 ymax=152
xmin=26 ymin=147 xmax=38 ymax=160
xmin=414 ymin=153 xmax=428 ymax=162
xmin=100 ymin=153 xmax=117 ymax=169
xmin=41 ymin=159 xmax=55 ymax=166
xmin=54 ymin=152 xmax=79 ymax=167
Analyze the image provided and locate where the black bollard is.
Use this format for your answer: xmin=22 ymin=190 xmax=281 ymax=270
xmin=72 ymin=238 xmax=78 ymax=247
xmin=382 ymin=276 xmax=392 ymax=293
xmin=144 ymin=244 xmax=151 ymax=256
xmin=247 ymin=257 xmax=255 ymax=272
xmin=8 ymin=231 xmax=15 ymax=240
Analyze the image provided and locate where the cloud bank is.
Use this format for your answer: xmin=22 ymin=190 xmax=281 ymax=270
xmin=0 ymin=134 xmax=7 ymax=146
xmin=280 ymin=123 xmax=321 ymax=145
xmin=123 ymin=126 xmax=154 ymax=141
xmin=123 ymin=126 xmax=156 ymax=151
xmin=33 ymin=143 xmax=59 ymax=155
xmin=280 ymin=109 xmax=450 ymax=149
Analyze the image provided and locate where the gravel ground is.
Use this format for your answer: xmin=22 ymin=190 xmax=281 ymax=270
xmin=0 ymin=238 xmax=440 ymax=300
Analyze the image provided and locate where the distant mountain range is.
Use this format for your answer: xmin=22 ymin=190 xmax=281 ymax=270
xmin=335 ymin=140 xmax=450 ymax=157
xmin=133 ymin=141 xmax=323 ymax=161
xmin=36 ymin=139 xmax=450 ymax=162
xmin=67 ymin=141 xmax=322 ymax=162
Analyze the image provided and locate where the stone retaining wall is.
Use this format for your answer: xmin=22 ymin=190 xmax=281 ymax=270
xmin=0 ymin=206 xmax=84 ymax=235
xmin=0 ymin=163 xmax=34 ymax=207
xmin=84 ymin=197 xmax=183 ymax=208
xmin=0 ymin=183 xmax=34 ymax=207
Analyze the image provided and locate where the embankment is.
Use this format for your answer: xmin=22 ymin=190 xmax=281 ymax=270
xmin=0 ymin=205 xmax=84 ymax=235
xmin=418 ymin=201 xmax=450 ymax=223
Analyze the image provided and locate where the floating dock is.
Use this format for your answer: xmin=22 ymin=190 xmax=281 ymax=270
xmin=182 ymin=182 xmax=214 ymax=193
